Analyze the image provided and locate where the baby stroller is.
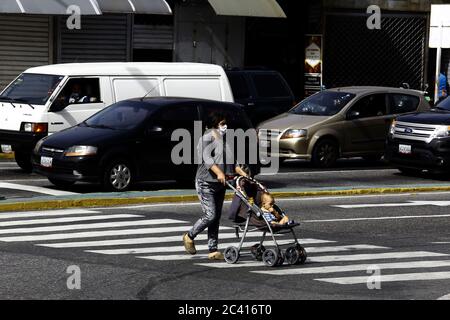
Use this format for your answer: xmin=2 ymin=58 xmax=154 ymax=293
xmin=225 ymin=176 xmax=307 ymax=267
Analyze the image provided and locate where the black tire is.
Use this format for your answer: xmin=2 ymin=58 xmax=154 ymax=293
xmin=102 ymin=159 xmax=134 ymax=192
xmin=262 ymin=249 xmax=279 ymax=267
xmin=285 ymin=246 xmax=300 ymax=265
xmin=297 ymin=245 xmax=307 ymax=265
xmin=363 ymin=154 xmax=383 ymax=162
xmin=311 ymin=139 xmax=339 ymax=168
xmin=15 ymin=151 xmax=32 ymax=173
xmin=276 ymin=250 xmax=285 ymax=266
xmin=250 ymin=244 xmax=266 ymax=261
xmin=48 ymin=178 xmax=75 ymax=188
xmin=398 ymin=167 xmax=422 ymax=176
xmin=224 ymin=246 xmax=240 ymax=264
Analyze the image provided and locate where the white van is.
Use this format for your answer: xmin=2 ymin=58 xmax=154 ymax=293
xmin=0 ymin=62 xmax=234 ymax=171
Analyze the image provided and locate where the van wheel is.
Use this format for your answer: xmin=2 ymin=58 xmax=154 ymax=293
xmin=48 ymin=178 xmax=75 ymax=188
xmin=312 ymin=139 xmax=339 ymax=168
xmin=103 ymin=159 xmax=133 ymax=192
xmin=15 ymin=151 xmax=32 ymax=173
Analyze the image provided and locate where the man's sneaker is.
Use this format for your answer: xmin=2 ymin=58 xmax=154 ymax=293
xmin=208 ymin=251 xmax=224 ymax=260
xmin=183 ymin=233 xmax=196 ymax=255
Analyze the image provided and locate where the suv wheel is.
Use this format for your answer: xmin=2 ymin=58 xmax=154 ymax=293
xmin=15 ymin=151 xmax=32 ymax=173
xmin=103 ymin=159 xmax=133 ymax=192
xmin=312 ymin=139 xmax=339 ymax=168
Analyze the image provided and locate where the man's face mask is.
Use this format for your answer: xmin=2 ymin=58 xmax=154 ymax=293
xmin=219 ymin=124 xmax=228 ymax=136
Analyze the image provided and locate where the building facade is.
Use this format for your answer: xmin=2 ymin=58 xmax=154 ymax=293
xmin=0 ymin=0 xmax=448 ymax=100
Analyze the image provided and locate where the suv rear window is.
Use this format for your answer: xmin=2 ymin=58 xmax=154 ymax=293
xmin=388 ymin=94 xmax=419 ymax=114
xmin=251 ymin=73 xmax=291 ymax=98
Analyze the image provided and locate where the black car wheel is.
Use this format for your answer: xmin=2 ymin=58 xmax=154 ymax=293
xmin=15 ymin=151 xmax=32 ymax=173
xmin=48 ymin=178 xmax=75 ymax=188
xmin=312 ymin=139 xmax=339 ymax=168
xmin=103 ymin=159 xmax=133 ymax=192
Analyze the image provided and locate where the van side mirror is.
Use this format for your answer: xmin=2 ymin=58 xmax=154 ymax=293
xmin=49 ymin=100 xmax=68 ymax=113
xmin=347 ymin=111 xmax=360 ymax=120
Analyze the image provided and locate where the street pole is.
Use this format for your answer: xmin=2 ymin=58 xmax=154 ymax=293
xmin=434 ymin=22 xmax=443 ymax=105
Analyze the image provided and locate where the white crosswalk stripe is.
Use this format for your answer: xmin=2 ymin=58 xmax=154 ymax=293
xmin=2 ymin=209 xmax=450 ymax=287
xmin=0 ymin=218 xmax=186 ymax=235
xmin=316 ymin=272 xmax=450 ymax=285
xmin=0 ymin=214 xmax=142 ymax=229
xmin=136 ymin=244 xmax=389 ymax=261
xmin=251 ymin=260 xmax=450 ymax=276
xmin=0 ymin=226 xmax=232 ymax=242
xmin=0 ymin=209 xmax=101 ymax=220
xmin=87 ymin=240 xmax=297 ymax=255
xmin=38 ymin=237 xmax=333 ymax=249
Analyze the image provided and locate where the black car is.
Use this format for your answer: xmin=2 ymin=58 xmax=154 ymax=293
xmin=32 ymin=97 xmax=254 ymax=191
xmin=386 ymin=97 xmax=450 ymax=174
xmin=226 ymin=69 xmax=295 ymax=126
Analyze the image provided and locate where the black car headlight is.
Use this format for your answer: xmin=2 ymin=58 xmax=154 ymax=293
xmin=64 ymin=146 xmax=98 ymax=157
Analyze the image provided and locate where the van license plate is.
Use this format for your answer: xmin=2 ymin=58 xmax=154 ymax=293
xmin=1 ymin=145 xmax=12 ymax=153
xmin=41 ymin=156 xmax=53 ymax=168
xmin=399 ymin=144 xmax=412 ymax=155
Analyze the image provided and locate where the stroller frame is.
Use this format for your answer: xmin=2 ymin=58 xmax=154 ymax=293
xmin=224 ymin=176 xmax=307 ymax=267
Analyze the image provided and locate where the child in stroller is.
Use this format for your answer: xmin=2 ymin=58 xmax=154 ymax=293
xmin=260 ymin=192 xmax=290 ymax=226
xmin=225 ymin=176 xmax=307 ymax=267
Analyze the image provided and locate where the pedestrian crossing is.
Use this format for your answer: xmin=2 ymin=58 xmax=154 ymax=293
xmin=1 ymin=208 xmax=450 ymax=287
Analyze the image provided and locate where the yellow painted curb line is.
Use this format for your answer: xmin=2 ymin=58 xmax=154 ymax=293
xmin=1 ymin=185 xmax=450 ymax=212
xmin=0 ymin=153 xmax=14 ymax=160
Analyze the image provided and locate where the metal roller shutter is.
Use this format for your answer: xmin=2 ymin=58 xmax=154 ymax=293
xmin=58 ymin=14 xmax=130 ymax=63
xmin=133 ymin=24 xmax=173 ymax=50
xmin=0 ymin=15 xmax=52 ymax=91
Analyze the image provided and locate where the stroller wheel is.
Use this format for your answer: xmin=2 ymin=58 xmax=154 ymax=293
xmin=276 ymin=250 xmax=285 ymax=266
xmin=224 ymin=246 xmax=240 ymax=264
xmin=297 ymin=246 xmax=308 ymax=265
xmin=285 ymin=246 xmax=300 ymax=265
xmin=250 ymin=244 xmax=266 ymax=261
xmin=262 ymin=249 xmax=279 ymax=267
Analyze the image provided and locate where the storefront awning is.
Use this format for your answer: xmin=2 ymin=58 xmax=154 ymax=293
xmin=0 ymin=0 xmax=172 ymax=15
xmin=96 ymin=0 xmax=172 ymax=14
xmin=207 ymin=0 xmax=286 ymax=18
xmin=0 ymin=0 xmax=101 ymax=15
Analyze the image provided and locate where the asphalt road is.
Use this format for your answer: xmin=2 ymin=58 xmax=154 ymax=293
xmin=1 ymin=158 xmax=450 ymax=200
xmin=1 ymin=192 xmax=450 ymax=300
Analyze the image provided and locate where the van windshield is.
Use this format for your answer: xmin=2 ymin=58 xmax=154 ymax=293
xmin=289 ymin=91 xmax=356 ymax=116
xmin=83 ymin=101 xmax=151 ymax=130
xmin=0 ymin=73 xmax=64 ymax=105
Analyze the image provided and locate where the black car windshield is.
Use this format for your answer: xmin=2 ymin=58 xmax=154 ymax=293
xmin=289 ymin=91 xmax=356 ymax=116
xmin=1 ymin=73 xmax=64 ymax=105
xmin=84 ymin=101 xmax=151 ymax=130
xmin=436 ymin=97 xmax=450 ymax=111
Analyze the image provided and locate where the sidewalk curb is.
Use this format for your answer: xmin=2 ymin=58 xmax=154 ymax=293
xmin=1 ymin=185 xmax=450 ymax=212
xmin=0 ymin=153 xmax=14 ymax=160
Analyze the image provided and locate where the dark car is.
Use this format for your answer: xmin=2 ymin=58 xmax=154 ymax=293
xmin=226 ymin=69 xmax=295 ymax=126
xmin=32 ymin=97 xmax=254 ymax=191
xmin=386 ymin=97 xmax=450 ymax=174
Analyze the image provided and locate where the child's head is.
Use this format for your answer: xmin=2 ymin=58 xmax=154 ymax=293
xmin=261 ymin=192 xmax=275 ymax=210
